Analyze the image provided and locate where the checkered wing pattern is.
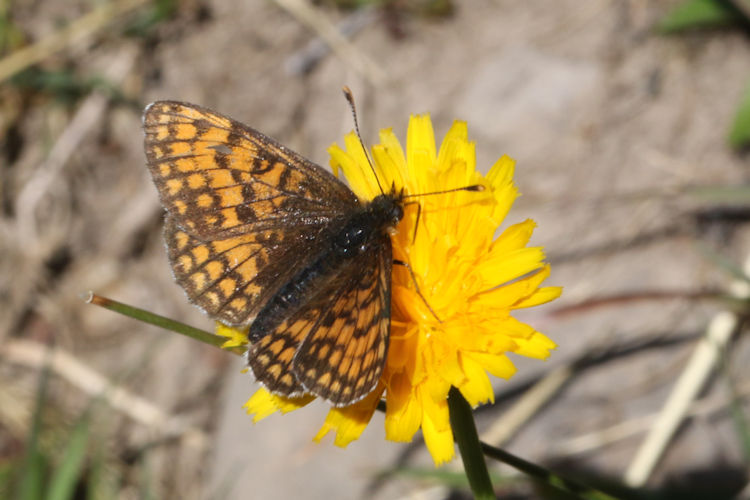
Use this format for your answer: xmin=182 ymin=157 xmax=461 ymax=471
xmin=248 ymin=238 xmax=391 ymax=406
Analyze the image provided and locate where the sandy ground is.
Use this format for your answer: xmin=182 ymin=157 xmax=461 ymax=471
xmin=2 ymin=0 xmax=750 ymax=498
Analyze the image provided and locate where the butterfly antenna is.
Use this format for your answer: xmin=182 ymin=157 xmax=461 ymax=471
xmin=404 ymin=184 xmax=486 ymax=243
xmin=343 ymin=86 xmax=385 ymax=195
xmin=403 ymin=184 xmax=485 ymax=199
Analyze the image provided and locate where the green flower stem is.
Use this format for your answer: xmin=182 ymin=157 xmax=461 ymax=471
xmin=84 ymin=292 xmax=244 ymax=354
xmin=448 ymin=387 xmax=495 ymax=500
xmin=480 ymin=442 xmax=619 ymax=500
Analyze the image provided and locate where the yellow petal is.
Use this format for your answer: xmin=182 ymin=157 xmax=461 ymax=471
xmin=486 ymin=155 xmax=518 ymax=223
xmin=513 ymin=331 xmax=557 ymax=359
xmin=243 ymin=389 xmax=315 ymax=423
xmin=315 ymin=386 xmax=383 ymax=447
xmin=490 ymin=219 xmax=536 ymax=255
xmin=243 ymin=389 xmax=278 ymax=422
xmin=486 ymin=154 xmax=515 ymax=187
xmin=436 ymin=121 xmax=468 ymax=173
xmin=215 ymin=322 xmax=248 ymax=349
xmin=514 ymin=285 xmax=563 ymax=308
xmin=328 ymin=137 xmax=377 ymax=200
xmin=473 ymin=265 xmax=553 ymax=309
xmin=457 ymin=353 xmax=494 ymax=406
xmin=469 ymin=352 xmax=517 ymax=380
xmin=500 ymin=315 xmax=537 ymax=340
xmin=385 ymin=384 xmax=422 ymax=442
xmin=406 ymin=114 xmax=436 ymax=192
xmin=476 ymin=247 xmax=547 ymax=288
xmin=421 ymin=399 xmax=455 ymax=466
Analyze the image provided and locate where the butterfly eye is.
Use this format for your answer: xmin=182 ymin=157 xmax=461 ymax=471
xmin=392 ymin=204 xmax=404 ymax=222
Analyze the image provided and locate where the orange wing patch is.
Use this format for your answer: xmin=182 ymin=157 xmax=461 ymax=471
xmin=144 ymin=101 xmax=355 ymax=240
xmin=165 ymin=218 xmax=292 ymax=324
xmin=248 ymin=315 xmax=318 ymax=397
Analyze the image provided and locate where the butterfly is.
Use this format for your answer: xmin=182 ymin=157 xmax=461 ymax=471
xmin=143 ymin=101 xmax=404 ymax=406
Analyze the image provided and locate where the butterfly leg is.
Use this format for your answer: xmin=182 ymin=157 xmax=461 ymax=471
xmin=393 ymin=259 xmax=442 ymax=323
xmin=403 ymin=201 xmax=421 ymax=243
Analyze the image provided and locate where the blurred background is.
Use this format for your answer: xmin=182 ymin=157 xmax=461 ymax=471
xmin=2 ymin=0 xmax=750 ymax=498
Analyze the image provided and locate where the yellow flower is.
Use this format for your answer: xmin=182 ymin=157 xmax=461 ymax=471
xmin=220 ymin=114 xmax=561 ymax=465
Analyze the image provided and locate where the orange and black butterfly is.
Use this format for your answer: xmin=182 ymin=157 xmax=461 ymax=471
xmin=143 ymin=101 xmax=403 ymax=406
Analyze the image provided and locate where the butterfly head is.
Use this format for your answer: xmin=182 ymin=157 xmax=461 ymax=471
xmin=370 ymin=191 xmax=405 ymax=232
xmin=332 ymin=194 xmax=404 ymax=258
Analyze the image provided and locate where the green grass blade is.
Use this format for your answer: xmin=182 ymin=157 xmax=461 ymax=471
xmin=687 ymin=184 xmax=750 ymax=204
xmin=138 ymin=456 xmax=156 ymax=500
xmin=695 ymin=242 xmax=750 ymax=286
xmin=86 ymin=446 xmax=118 ymax=500
xmin=729 ymin=76 xmax=750 ymax=148
xmin=658 ymin=0 xmax=742 ymax=32
xmin=45 ymin=415 xmax=92 ymax=500
xmin=17 ymin=350 xmax=53 ymax=500
xmin=84 ymin=292 xmax=242 ymax=353
xmin=0 ymin=460 xmax=14 ymax=499
xmin=376 ymin=466 xmax=511 ymax=490
xmin=480 ymin=442 xmax=620 ymax=500
xmin=447 ymin=388 xmax=494 ymax=500
xmin=123 ymin=0 xmax=178 ymax=37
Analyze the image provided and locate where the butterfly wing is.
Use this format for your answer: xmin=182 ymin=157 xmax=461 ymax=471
xmin=144 ymin=101 xmax=358 ymax=239
xmin=248 ymin=236 xmax=392 ymax=406
xmin=164 ymin=216 xmax=326 ymax=324
xmin=144 ymin=101 xmax=360 ymax=324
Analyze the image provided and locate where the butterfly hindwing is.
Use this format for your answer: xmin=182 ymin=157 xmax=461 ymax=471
xmin=248 ymin=236 xmax=392 ymax=406
xmin=164 ymin=216 xmax=327 ymax=325
xmin=294 ymin=239 xmax=391 ymax=405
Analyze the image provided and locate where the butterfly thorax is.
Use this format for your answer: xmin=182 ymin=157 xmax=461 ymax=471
xmin=333 ymin=194 xmax=404 ymax=257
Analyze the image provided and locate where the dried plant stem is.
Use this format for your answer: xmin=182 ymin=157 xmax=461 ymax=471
xmin=554 ymin=379 xmax=750 ymax=456
xmin=285 ymin=6 xmax=375 ymax=76
xmin=15 ymin=45 xmax=138 ymax=250
xmin=2 ymin=339 xmax=208 ymax=447
xmin=0 ymin=0 xmax=149 ymax=82
xmin=623 ymin=255 xmax=750 ymax=487
xmin=481 ymin=364 xmax=574 ymax=446
xmin=272 ymin=0 xmax=386 ymax=86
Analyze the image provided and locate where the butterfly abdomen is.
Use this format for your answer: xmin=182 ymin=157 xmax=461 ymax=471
xmin=248 ymin=250 xmax=339 ymax=343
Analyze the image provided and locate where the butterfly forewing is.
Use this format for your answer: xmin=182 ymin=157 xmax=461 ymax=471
xmin=164 ymin=217 xmax=318 ymax=324
xmin=144 ymin=101 xmax=360 ymax=325
xmin=144 ymin=101 xmax=358 ymax=240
